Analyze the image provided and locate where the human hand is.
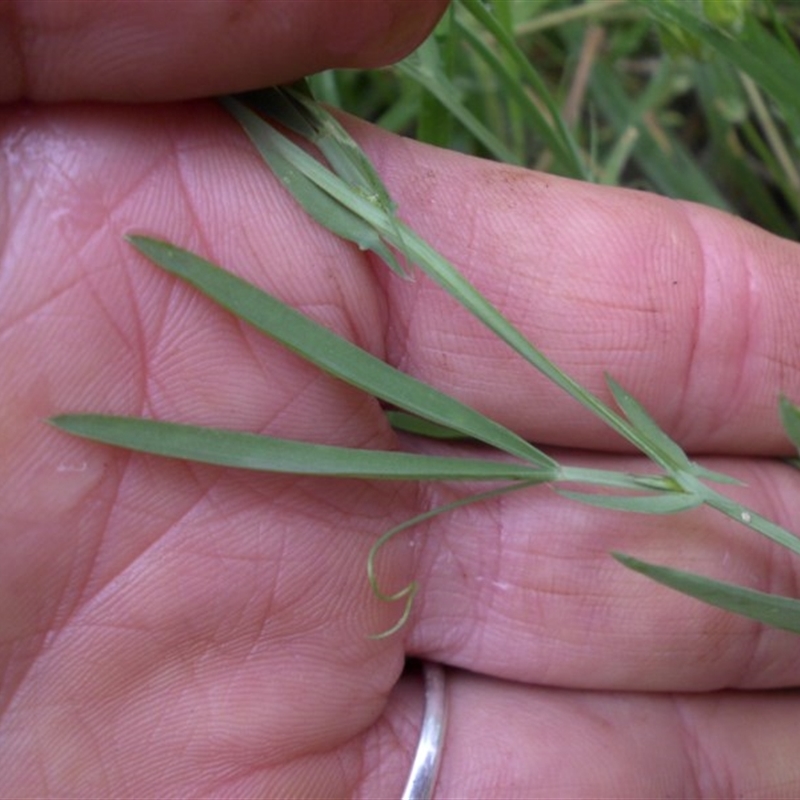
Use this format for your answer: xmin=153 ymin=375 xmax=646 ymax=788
xmin=3 ymin=2 xmax=800 ymax=797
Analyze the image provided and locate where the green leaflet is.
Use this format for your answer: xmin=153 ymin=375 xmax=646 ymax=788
xmin=615 ymin=552 xmax=800 ymax=635
xmin=244 ymin=84 xmax=397 ymax=206
xmin=220 ymin=95 xmax=407 ymax=278
xmin=51 ymin=415 xmax=555 ymax=482
xmin=235 ymin=85 xmax=409 ymax=277
xmin=606 ymin=374 xmax=693 ymax=472
xmin=606 ymin=374 xmax=743 ymax=486
xmin=558 ymin=489 xmax=703 ymax=514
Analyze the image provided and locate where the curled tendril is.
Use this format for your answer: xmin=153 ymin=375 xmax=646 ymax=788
xmin=367 ymin=479 xmax=542 ymax=638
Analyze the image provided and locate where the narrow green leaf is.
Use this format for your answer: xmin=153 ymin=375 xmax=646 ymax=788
xmin=126 ymin=235 xmax=556 ymax=470
xmin=272 ymin=85 xmax=412 ymax=275
xmin=605 ymin=374 xmax=692 ymax=471
xmin=415 ymin=9 xmax=457 ymax=149
xmin=241 ymin=85 xmax=402 ymax=229
xmin=558 ymin=489 xmax=702 ymax=514
xmin=51 ymin=415 xmax=555 ymax=482
xmin=219 ymin=95 xmax=407 ymax=278
xmin=605 ymin=377 xmax=742 ymax=486
xmin=614 ymin=552 xmax=800 ymax=635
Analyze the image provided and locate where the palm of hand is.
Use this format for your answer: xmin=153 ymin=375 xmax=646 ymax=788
xmin=1 ymin=103 xmax=419 ymax=797
xmin=4 ymin=101 xmax=800 ymax=798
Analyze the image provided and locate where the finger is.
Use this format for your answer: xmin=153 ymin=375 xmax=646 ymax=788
xmin=351 ymin=124 xmax=800 ymax=456
xmin=362 ymin=672 xmax=800 ymax=799
xmin=2 ymin=0 xmax=448 ymax=102
xmin=404 ymin=446 xmax=800 ymax=691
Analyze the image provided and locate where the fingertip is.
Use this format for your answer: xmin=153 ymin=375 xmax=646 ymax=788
xmin=335 ymin=0 xmax=450 ymax=69
xmin=3 ymin=0 xmax=450 ymax=102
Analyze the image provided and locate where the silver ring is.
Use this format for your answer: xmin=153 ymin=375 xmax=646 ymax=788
xmin=401 ymin=661 xmax=447 ymax=800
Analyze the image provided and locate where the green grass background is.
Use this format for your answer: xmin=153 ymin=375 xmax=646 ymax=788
xmin=311 ymin=0 xmax=800 ymax=239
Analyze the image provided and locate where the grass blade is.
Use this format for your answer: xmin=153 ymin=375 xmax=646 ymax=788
xmin=415 ymin=4 xmax=458 ymax=149
xmin=126 ymin=235 xmax=555 ymax=470
xmin=51 ymin=415 xmax=554 ymax=482
xmin=642 ymin=0 xmax=800 ymax=141
xmin=587 ymin=59 xmax=732 ymax=209
xmin=395 ymin=47 xmax=523 ymax=166
xmin=614 ymin=552 xmax=800 ymax=635
xmin=457 ymin=0 xmax=589 ymax=179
